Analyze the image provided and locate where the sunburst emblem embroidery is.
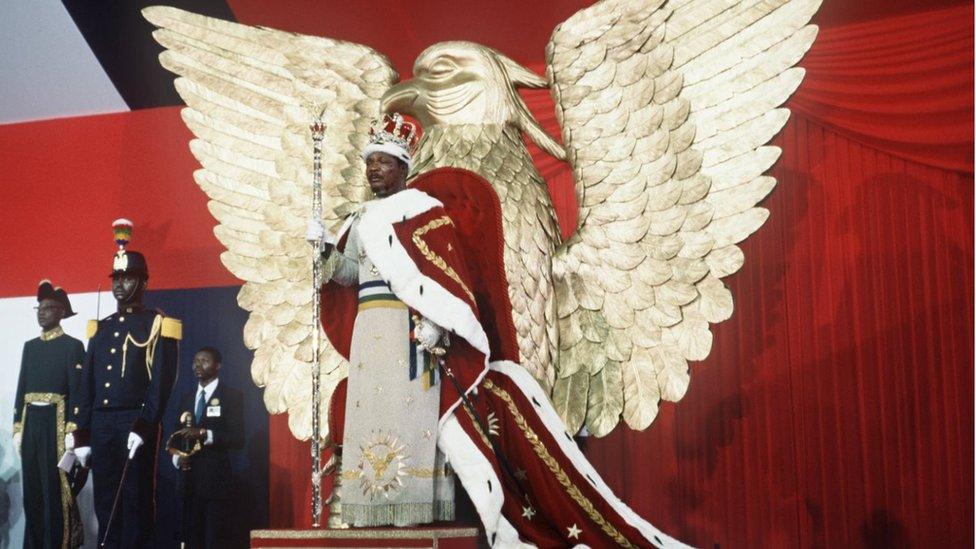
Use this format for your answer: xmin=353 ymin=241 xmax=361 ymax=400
xmin=357 ymin=431 xmax=410 ymax=500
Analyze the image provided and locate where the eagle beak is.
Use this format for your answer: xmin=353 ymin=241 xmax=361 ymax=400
xmin=380 ymin=81 xmax=421 ymax=118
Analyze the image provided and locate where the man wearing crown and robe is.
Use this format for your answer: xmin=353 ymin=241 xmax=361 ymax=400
xmin=310 ymin=114 xmax=687 ymax=547
xmin=308 ymin=114 xmax=471 ymax=527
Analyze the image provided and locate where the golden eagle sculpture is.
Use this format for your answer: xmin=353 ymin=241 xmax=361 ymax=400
xmin=145 ymin=0 xmax=821 ymax=440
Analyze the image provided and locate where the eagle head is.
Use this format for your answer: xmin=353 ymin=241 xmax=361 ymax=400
xmin=381 ymin=41 xmax=565 ymax=160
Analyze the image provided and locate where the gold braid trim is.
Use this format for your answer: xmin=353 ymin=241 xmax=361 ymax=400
xmin=40 ymin=327 xmax=64 ymax=341
xmin=121 ymin=315 xmax=162 ymax=379
xmin=23 ymin=392 xmax=75 ymax=548
xmin=482 ymin=379 xmax=636 ymax=548
xmin=411 ymin=216 xmax=475 ymax=303
xmin=462 ymin=405 xmax=493 ymax=450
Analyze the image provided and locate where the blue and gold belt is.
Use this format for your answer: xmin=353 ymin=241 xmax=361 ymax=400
xmin=357 ymin=281 xmax=406 ymax=311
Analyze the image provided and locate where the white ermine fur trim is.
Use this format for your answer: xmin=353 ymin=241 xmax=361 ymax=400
xmin=362 ymin=142 xmax=411 ymax=170
xmin=438 ymin=416 xmax=532 ymax=548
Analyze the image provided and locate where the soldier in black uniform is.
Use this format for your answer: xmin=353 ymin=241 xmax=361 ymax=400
xmin=69 ymin=230 xmax=181 ymax=548
xmin=12 ymin=281 xmax=85 ymax=548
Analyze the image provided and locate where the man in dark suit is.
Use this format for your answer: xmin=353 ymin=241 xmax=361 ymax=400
xmin=172 ymin=346 xmax=244 ymax=548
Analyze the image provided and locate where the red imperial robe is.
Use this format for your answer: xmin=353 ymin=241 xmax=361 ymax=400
xmin=323 ymin=168 xmax=687 ymax=548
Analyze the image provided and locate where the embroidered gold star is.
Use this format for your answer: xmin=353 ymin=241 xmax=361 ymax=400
xmin=405 ymin=395 xmax=414 ymax=405
xmin=521 ymin=506 xmax=536 ymax=519
xmin=514 ymin=468 xmax=527 ymax=480
xmin=423 ymin=428 xmax=432 ymax=440
xmin=567 ymin=524 xmax=582 ymax=540
xmin=374 ymin=385 xmax=383 ymax=395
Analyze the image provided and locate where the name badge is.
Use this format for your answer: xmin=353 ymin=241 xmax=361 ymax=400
xmin=206 ymin=405 xmax=221 ymax=417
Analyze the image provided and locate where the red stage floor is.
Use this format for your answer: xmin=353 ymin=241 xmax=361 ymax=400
xmin=250 ymin=526 xmax=481 ymax=548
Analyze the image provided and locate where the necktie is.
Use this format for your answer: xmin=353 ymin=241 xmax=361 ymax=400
xmin=195 ymin=390 xmax=206 ymax=424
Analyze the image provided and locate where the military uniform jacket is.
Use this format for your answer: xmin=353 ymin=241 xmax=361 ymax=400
xmin=176 ymin=381 xmax=244 ymax=500
xmin=72 ymin=306 xmax=181 ymax=445
xmin=12 ymin=330 xmax=85 ymax=433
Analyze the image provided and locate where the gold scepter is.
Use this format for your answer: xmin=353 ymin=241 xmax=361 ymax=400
xmin=309 ymin=113 xmax=327 ymax=527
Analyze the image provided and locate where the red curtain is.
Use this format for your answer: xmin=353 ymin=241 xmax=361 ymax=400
xmin=580 ymin=6 xmax=973 ymax=547
xmin=269 ymin=6 xmax=974 ymax=546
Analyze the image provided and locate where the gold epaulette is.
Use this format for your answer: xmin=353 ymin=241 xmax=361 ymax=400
xmin=86 ymin=320 xmax=98 ymax=339
xmin=161 ymin=317 xmax=182 ymax=340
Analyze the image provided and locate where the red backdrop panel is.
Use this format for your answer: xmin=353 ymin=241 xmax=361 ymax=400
xmin=0 ymin=107 xmax=238 ymax=296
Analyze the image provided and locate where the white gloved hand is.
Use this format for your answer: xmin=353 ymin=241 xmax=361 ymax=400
xmin=415 ymin=317 xmax=449 ymax=356
xmin=64 ymin=433 xmax=75 ymax=451
xmin=74 ymin=446 xmax=91 ymax=468
xmin=13 ymin=432 xmax=21 ymax=457
xmin=305 ymin=219 xmax=337 ymax=246
xmin=127 ymin=432 xmax=143 ymax=459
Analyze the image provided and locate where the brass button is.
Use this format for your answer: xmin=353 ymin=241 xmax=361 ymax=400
xmin=75 ymin=364 xmax=82 ymax=370
xmin=118 ymin=316 xmax=125 ymax=322
xmin=73 ymin=407 xmax=79 ymax=414
xmin=110 ymin=348 xmax=116 ymax=354
xmin=104 ymin=382 xmax=111 ymax=388
xmin=114 ymin=331 xmax=120 ymax=337
xmin=102 ymin=399 xmax=109 ymax=405
xmin=107 ymin=365 xmax=113 ymax=371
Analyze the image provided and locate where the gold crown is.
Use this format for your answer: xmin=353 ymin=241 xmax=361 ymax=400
xmin=368 ymin=113 xmax=420 ymax=153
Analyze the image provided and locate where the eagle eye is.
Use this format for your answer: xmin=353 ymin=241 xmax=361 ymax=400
xmin=428 ymin=59 xmax=456 ymax=77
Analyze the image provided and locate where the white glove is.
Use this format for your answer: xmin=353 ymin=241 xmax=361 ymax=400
xmin=64 ymin=433 xmax=75 ymax=451
xmin=13 ymin=432 xmax=21 ymax=457
xmin=305 ymin=219 xmax=336 ymax=246
xmin=415 ymin=318 xmax=449 ymax=356
xmin=127 ymin=432 xmax=143 ymax=459
xmin=74 ymin=446 xmax=91 ymax=468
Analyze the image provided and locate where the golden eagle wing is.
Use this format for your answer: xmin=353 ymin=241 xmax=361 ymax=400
xmin=548 ymin=0 xmax=819 ymax=435
xmin=144 ymin=6 xmax=398 ymax=440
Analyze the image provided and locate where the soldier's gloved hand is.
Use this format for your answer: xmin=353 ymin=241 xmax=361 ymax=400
xmin=64 ymin=433 xmax=75 ymax=451
xmin=127 ymin=432 xmax=144 ymax=459
xmin=73 ymin=446 xmax=91 ymax=468
xmin=305 ymin=219 xmax=337 ymax=246
xmin=12 ymin=432 xmax=21 ymax=457
xmin=415 ymin=317 xmax=449 ymax=356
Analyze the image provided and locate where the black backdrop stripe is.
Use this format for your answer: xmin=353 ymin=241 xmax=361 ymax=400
xmin=60 ymin=0 xmax=236 ymax=110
